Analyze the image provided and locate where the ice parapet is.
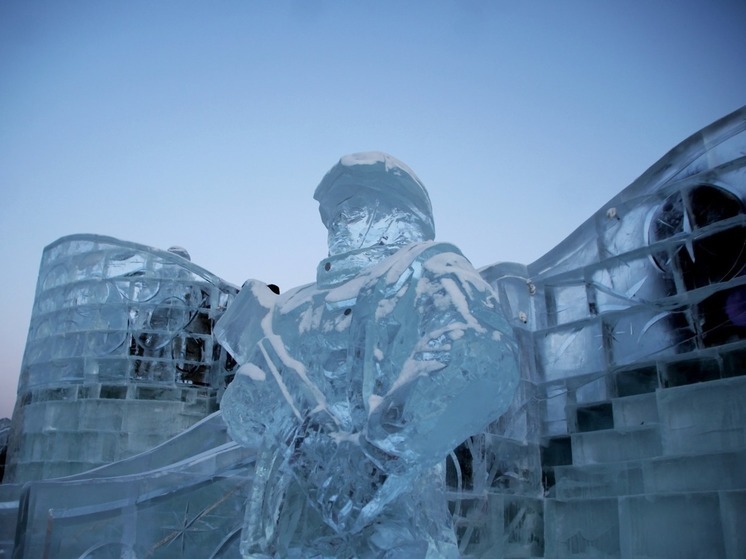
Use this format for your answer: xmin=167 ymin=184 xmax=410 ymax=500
xmin=216 ymin=152 xmax=520 ymax=557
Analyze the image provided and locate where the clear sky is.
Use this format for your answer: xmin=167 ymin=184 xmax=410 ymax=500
xmin=1 ymin=0 xmax=744 ymax=418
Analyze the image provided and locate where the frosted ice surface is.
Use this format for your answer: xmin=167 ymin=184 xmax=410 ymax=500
xmin=216 ymin=152 xmax=519 ymax=558
xmin=5 ymin=109 xmax=745 ymax=559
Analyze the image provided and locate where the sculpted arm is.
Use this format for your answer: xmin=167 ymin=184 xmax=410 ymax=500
xmin=216 ymin=280 xmax=296 ymax=449
xmin=362 ymin=249 xmax=519 ymax=474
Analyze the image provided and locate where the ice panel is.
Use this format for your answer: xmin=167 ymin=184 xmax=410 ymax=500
xmin=612 ymin=393 xmax=658 ymax=428
xmin=449 ymin=496 xmax=498 ymax=557
xmin=574 ymin=402 xmax=614 ymax=433
xmin=41 ymin=400 xmax=81 ymax=432
xmin=536 ymin=320 xmax=605 ymax=381
xmin=450 ymin=494 xmax=544 ymax=559
xmin=19 ymin=403 xmax=47 ymax=434
xmin=604 ymin=308 xmax=696 ymax=367
xmin=675 ymin=182 xmax=745 ymax=281
xmin=122 ymin=400 xmax=185 ymax=435
xmin=596 ymin=196 xmax=657 ymax=258
xmin=0 ymin=484 xmax=22 ymax=557
xmin=660 ymin=355 xmax=721 ymax=387
xmin=488 ymin=441 xmax=542 ymax=496
xmin=722 ymin=346 xmax=746 ymax=377
xmin=642 ymin=451 xmax=746 ymax=494
xmin=571 ymin=426 xmax=662 ymax=465
xmin=676 ymin=121 xmax=746 ymax=178
xmin=589 ymin=254 xmax=675 ymax=314
xmin=542 ymin=419 xmax=569 ymax=438
xmin=540 ymin=383 xmax=569 ymax=426
xmin=614 ymin=365 xmax=659 ymax=397
xmin=619 ymin=493 xmax=725 ymax=559
xmin=541 ymin=437 xmax=573 ymax=469
xmin=479 ymin=261 xmax=532 ymax=329
xmin=573 ymin=373 xmax=609 ymax=404
xmin=697 ymin=284 xmax=746 ymax=348
xmin=721 ymin=490 xmax=746 ymax=559
xmin=658 ymin=376 xmax=746 ymax=455
xmin=551 ymin=462 xmax=644 ymax=500
xmin=545 ymin=282 xmax=590 ymax=327
xmin=514 ymin=328 xmax=540 ymax=385
xmin=544 ymin=498 xmax=619 ymax=558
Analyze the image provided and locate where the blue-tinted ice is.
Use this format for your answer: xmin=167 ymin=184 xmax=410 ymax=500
xmin=216 ymin=152 xmax=520 ymax=557
xmin=3 ymin=108 xmax=746 ymax=559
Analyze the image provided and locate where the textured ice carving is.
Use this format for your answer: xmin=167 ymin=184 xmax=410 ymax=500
xmin=5 ymin=109 xmax=744 ymax=559
xmin=216 ymin=152 xmax=519 ymax=557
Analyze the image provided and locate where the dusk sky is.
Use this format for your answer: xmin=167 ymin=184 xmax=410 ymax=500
xmin=1 ymin=0 xmax=745 ymax=418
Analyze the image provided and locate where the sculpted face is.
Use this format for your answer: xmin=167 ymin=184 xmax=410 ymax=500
xmin=325 ymin=194 xmax=428 ymax=256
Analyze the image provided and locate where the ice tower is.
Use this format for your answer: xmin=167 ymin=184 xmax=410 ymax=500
xmin=4 ymin=235 xmax=239 ymax=483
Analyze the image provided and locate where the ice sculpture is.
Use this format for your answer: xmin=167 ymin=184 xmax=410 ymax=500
xmin=2 ymin=107 xmax=745 ymax=559
xmin=215 ymin=152 xmax=520 ymax=558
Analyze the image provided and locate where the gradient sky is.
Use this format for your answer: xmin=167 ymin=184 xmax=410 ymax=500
xmin=1 ymin=0 xmax=745 ymax=418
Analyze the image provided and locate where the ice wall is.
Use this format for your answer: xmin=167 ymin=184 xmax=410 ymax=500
xmin=468 ymin=106 xmax=746 ymax=558
xmin=10 ymin=413 xmax=254 ymax=559
xmin=4 ymin=235 xmax=239 ymax=483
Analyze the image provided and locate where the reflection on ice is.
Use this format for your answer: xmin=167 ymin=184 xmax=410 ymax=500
xmin=2 ymin=107 xmax=746 ymax=558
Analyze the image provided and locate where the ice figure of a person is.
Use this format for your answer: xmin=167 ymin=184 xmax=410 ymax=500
xmin=216 ymin=152 xmax=519 ymax=558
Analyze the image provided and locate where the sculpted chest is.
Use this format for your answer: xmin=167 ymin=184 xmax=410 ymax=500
xmin=273 ymin=286 xmax=360 ymax=395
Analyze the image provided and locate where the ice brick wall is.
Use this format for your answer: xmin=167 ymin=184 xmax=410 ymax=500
xmin=5 ymin=235 xmax=239 ymax=483
xmin=472 ymin=106 xmax=746 ymax=558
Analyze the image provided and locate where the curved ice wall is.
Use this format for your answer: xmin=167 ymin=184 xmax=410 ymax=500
xmin=475 ymin=106 xmax=746 ymax=557
xmin=5 ymin=235 xmax=239 ymax=483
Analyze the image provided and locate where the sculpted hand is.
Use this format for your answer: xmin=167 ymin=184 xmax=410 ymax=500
xmin=287 ymin=419 xmax=387 ymax=534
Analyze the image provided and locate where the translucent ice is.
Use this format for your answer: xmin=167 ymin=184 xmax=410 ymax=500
xmin=216 ymin=152 xmax=519 ymax=558
xmin=5 ymin=109 xmax=745 ymax=559
xmin=4 ymin=235 xmax=239 ymax=483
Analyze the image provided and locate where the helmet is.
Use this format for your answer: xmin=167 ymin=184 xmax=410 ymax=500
xmin=314 ymin=152 xmax=435 ymax=240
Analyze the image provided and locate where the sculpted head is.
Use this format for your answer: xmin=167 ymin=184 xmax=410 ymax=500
xmin=314 ymin=152 xmax=435 ymax=257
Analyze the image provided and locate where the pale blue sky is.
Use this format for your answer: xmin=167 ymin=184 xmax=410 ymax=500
xmin=1 ymin=0 xmax=744 ymax=418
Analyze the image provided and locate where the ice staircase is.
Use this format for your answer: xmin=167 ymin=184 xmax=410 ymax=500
xmin=542 ymin=355 xmax=746 ymax=558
